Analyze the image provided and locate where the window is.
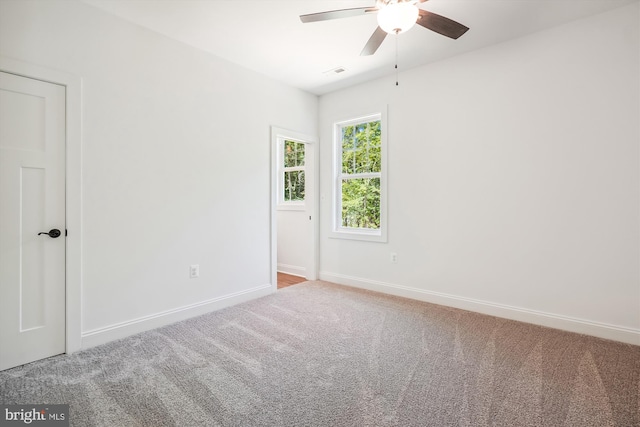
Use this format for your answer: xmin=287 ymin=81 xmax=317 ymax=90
xmin=278 ymin=139 xmax=305 ymax=209
xmin=333 ymin=112 xmax=387 ymax=241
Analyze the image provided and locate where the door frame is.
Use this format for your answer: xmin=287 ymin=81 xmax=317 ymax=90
xmin=0 ymin=56 xmax=82 ymax=354
xmin=270 ymin=127 xmax=319 ymax=290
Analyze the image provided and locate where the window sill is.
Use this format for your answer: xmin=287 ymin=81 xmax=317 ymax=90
xmin=329 ymin=228 xmax=387 ymax=243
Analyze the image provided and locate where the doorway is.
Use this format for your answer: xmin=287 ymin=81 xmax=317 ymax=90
xmin=270 ymin=127 xmax=318 ymax=291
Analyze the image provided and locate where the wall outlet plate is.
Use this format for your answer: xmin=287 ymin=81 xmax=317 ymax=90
xmin=190 ymin=264 xmax=199 ymax=278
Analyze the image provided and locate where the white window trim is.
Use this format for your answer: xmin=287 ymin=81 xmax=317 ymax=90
xmin=277 ymin=137 xmax=306 ymax=211
xmin=330 ymin=108 xmax=388 ymax=242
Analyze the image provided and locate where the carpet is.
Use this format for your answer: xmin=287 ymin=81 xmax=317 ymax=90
xmin=1 ymin=281 xmax=639 ymax=426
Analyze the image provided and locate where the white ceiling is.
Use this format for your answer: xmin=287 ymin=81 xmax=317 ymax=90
xmin=81 ymin=0 xmax=638 ymax=95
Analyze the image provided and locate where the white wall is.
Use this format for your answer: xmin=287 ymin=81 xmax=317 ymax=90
xmin=277 ymin=210 xmax=308 ymax=276
xmin=319 ymin=3 xmax=640 ymax=344
xmin=0 ymin=0 xmax=318 ymax=347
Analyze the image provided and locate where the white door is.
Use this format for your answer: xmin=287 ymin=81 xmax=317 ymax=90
xmin=0 ymin=71 xmax=66 ymax=371
xmin=302 ymin=141 xmax=316 ymax=280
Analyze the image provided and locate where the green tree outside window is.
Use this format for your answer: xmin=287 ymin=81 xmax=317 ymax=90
xmin=339 ymin=119 xmax=381 ymax=229
xmin=283 ymin=140 xmax=305 ymax=202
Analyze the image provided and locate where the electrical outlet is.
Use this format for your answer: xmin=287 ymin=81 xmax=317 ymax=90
xmin=390 ymin=253 xmax=398 ymax=263
xmin=190 ymin=264 xmax=199 ymax=278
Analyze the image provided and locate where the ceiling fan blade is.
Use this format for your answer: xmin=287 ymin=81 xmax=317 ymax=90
xmin=300 ymin=7 xmax=377 ymax=23
xmin=416 ymin=9 xmax=469 ymax=39
xmin=360 ymin=26 xmax=387 ymax=56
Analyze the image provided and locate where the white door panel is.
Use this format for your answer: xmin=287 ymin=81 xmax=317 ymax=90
xmin=0 ymin=71 xmax=66 ymax=371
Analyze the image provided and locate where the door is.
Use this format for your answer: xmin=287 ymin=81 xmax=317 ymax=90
xmin=0 ymin=71 xmax=66 ymax=371
xmin=271 ymin=127 xmax=318 ymax=289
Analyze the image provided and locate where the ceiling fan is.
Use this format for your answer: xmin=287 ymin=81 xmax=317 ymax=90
xmin=300 ymin=0 xmax=469 ymax=56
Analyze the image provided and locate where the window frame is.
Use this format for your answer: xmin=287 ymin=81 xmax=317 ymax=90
xmin=331 ymin=110 xmax=388 ymax=242
xmin=277 ymin=137 xmax=307 ymax=211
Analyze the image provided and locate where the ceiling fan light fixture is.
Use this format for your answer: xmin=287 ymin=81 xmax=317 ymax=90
xmin=377 ymin=2 xmax=419 ymax=35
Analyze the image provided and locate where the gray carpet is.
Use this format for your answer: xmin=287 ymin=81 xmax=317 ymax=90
xmin=1 ymin=281 xmax=639 ymax=426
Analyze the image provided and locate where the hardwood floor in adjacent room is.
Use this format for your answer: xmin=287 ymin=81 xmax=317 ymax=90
xmin=277 ymin=272 xmax=306 ymax=289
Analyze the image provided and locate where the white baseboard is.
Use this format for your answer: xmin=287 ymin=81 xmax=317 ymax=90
xmin=319 ymin=271 xmax=640 ymax=346
xmin=81 ymin=284 xmax=273 ymax=349
xmin=277 ymin=263 xmax=306 ymax=277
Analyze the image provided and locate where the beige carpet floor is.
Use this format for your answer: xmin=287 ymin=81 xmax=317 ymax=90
xmin=1 ymin=281 xmax=639 ymax=426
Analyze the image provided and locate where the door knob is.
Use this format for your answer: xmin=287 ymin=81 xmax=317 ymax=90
xmin=38 ymin=229 xmax=61 ymax=238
